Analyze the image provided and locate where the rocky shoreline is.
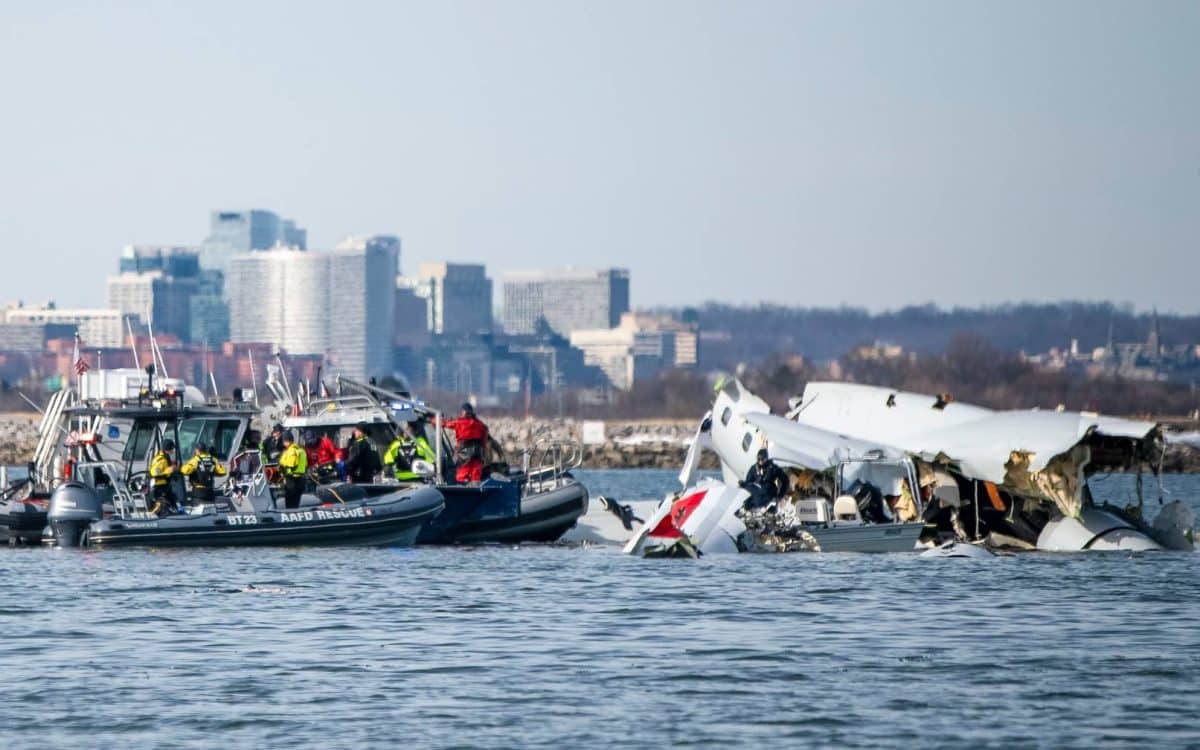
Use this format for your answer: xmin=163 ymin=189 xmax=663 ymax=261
xmin=2 ymin=412 xmax=1198 ymax=473
xmin=487 ymin=417 xmax=718 ymax=470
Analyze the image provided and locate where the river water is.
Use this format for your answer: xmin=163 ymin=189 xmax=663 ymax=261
xmin=1 ymin=469 xmax=1198 ymax=749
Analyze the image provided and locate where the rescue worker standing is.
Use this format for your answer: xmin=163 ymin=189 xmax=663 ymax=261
xmin=180 ymin=442 xmax=227 ymax=505
xmin=384 ymin=420 xmax=437 ymax=482
xmin=445 ymin=403 xmax=489 ymax=483
xmin=149 ymin=439 xmax=180 ymax=515
xmin=741 ymin=448 xmax=790 ymax=508
xmin=344 ymin=423 xmax=381 ymax=484
xmin=262 ymin=424 xmax=286 ymax=465
xmin=277 ymin=431 xmax=308 ymax=509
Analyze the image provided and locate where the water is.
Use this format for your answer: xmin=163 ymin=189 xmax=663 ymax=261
xmin=2 ymin=469 xmax=1198 ymax=749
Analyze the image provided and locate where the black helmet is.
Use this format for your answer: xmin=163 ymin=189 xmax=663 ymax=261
xmin=460 ymin=402 xmax=475 ymax=416
xmin=196 ymin=442 xmax=208 ymax=453
xmin=355 ymin=422 xmax=370 ymax=433
xmin=283 ymin=430 xmax=295 ymax=443
xmin=757 ymin=448 xmax=769 ymax=461
xmin=271 ymin=423 xmax=284 ymax=434
xmin=163 ymin=439 xmax=176 ymax=451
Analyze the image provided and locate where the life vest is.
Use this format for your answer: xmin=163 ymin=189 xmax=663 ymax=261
xmin=192 ymin=454 xmax=216 ymax=488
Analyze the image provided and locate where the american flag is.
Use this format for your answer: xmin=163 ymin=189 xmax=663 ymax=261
xmin=72 ymin=333 xmax=90 ymax=376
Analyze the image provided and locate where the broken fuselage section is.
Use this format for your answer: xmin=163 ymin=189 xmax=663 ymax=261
xmin=627 ymin=378 xmax=1183 ymax=556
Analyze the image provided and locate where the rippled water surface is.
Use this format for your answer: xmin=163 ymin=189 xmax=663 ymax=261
xmin=2 ymin=469 xmax=1199 ymax=749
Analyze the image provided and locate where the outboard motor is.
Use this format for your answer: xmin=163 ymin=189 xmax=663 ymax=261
xmin=47 ymin=482 xmax=103 ymax=548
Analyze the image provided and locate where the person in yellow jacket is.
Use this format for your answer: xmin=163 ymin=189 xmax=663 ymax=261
xmin=180 ymin=442 xmax=228 ymax=505
xmin=383 ymin=420 xmax=437 ymax=482
xmin=277 ymin=431 xmax=308 ymax=509
xmin=148 ymin=439 xmax=179 ymax=515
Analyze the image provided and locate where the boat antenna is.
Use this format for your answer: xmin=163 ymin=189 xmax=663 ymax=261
xmin=146 ymin=315 xmax=169 ymax=380
xmin=275 ymin=352 xmax=294 ymax=404
xmin=125 ymin=316 xmax=140 ymax=370
xmin=247 ymin=348 xmax=261 ymax=408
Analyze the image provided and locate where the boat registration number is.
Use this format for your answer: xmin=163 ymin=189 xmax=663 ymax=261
xmin=281 ymin=507 xmax=367 ymax=523
xmin=227 ymin=515 xmax=259 ymax=526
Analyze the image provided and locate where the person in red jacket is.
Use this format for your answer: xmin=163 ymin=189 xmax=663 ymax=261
xmin=445 ymin=402 xmax=488 ymax=483
xmin=304 ymin=430 xmax=344 ymax=483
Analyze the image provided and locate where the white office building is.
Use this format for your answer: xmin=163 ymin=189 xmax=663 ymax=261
xmin=3 ymin=305 xmax=125 ymax=348
xmin=568 ymin=313 xmax=692 ymax=390
xmin=329 ymin=236 xmax=399 ymax=381
xmin=228 ymin=239 xmax=398 ymax=380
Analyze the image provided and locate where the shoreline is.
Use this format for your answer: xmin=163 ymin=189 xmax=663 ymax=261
xmin=1 ymin=413 xmax=1197 ymax=472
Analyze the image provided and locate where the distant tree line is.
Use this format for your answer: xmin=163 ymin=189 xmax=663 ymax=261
xmin=484 ymin=333 xmax=1200 ymax=420
xmin=655 ymin=301 xmax=1200 ymax=369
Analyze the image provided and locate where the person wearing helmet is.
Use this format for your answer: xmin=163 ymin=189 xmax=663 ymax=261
xmin=181 ymin=441 xmax=228 ymax=505
xmin=277 ymin=431 xmax=308 ymax=508
xmin=445 ymin=403 xmax=489 ymax=483
xmin=148 ymin=438 xmax=180 ymax=515
xmin=740 ymin=448 xmax=789 ymax=509
xmin=384 ymin=419 xmax=437 ymax=483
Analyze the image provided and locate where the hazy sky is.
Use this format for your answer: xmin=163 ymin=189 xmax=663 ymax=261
xmin=1 ymin=1 xmax=1196 ymax=312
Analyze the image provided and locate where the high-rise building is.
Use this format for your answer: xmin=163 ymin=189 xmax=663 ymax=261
xmin=200 ymin=209 xmax=307 ymax=272
xmin=107 ymin=246 xmax=201 ymax=342
xmin=118 ymin=245 xmax=202 ymax=276
xmin=190 ymin=270 xmax=229 ymax=344
xmin=405 ymin=262 xmax=492 ymax=335
xmin=501 ymin=268 xmax=630 ymax=336
xmin=394 ymin=282 xmax=432 ymax=349
xmin=329 ymin=236 xmax=399 ymax=380
xmin=228 ymin=248 xmax=327 ymax=356
xmin=227 ymin=238 xmax=398 ymax=380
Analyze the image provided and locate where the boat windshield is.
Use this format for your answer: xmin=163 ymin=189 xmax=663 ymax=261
xmin=176 ymin=418 xmax=242 ymax=460
xmin=122 ymin=421 xmax=157 ymax=463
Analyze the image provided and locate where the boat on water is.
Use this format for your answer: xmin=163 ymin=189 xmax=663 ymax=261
xmin=15 ymin=367 xmax=443 ymax=549
xmin=49 ymin=473 xmax=443 ymax=549
xmin=278 ymin=376 xmax=589 ymax=545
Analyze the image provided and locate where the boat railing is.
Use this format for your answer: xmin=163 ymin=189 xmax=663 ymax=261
xmin=521 ymin=437 xmax=584 ymax=495
xmin=227 ymin=451 xmax=272 ymax=512
xmin=72 ymin=460 xmax=153 ymax=518
xmin=301 ymin=394 xmax=381 ymax=416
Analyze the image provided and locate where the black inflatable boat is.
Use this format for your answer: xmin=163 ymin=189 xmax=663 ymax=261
xmin=47 ymin=481 xmax=445 ymax=549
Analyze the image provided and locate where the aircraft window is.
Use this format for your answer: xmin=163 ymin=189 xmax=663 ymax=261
xmin=721 ymin=407 xmax=732 ymax=426
xmin=742 ymin=433 xmax=752 ymax=452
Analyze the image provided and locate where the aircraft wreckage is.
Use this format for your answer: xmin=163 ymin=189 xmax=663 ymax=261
xmin=625 ymin=379 xmax=1195 ymax=557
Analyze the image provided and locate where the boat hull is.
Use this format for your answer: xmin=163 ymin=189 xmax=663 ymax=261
xmin=2 ymin=496 xmax=49 ymax=546
xmin=805 ymin=522 xmax=924 ymax=553
xmin=418 ymin=478 xmax=589 ymax=545
xmin=76 ymin=486 xmax=444 ymax=549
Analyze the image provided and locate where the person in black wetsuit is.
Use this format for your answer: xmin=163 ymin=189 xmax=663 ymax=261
xmin=741 ymin=448 xmax=790 ymax=509
xmin=343 ymin=423 xmax=382 ymax=484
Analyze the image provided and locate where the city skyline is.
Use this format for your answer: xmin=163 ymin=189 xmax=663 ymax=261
xmin=1 ymin=2 xmax=1197 ymax=313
